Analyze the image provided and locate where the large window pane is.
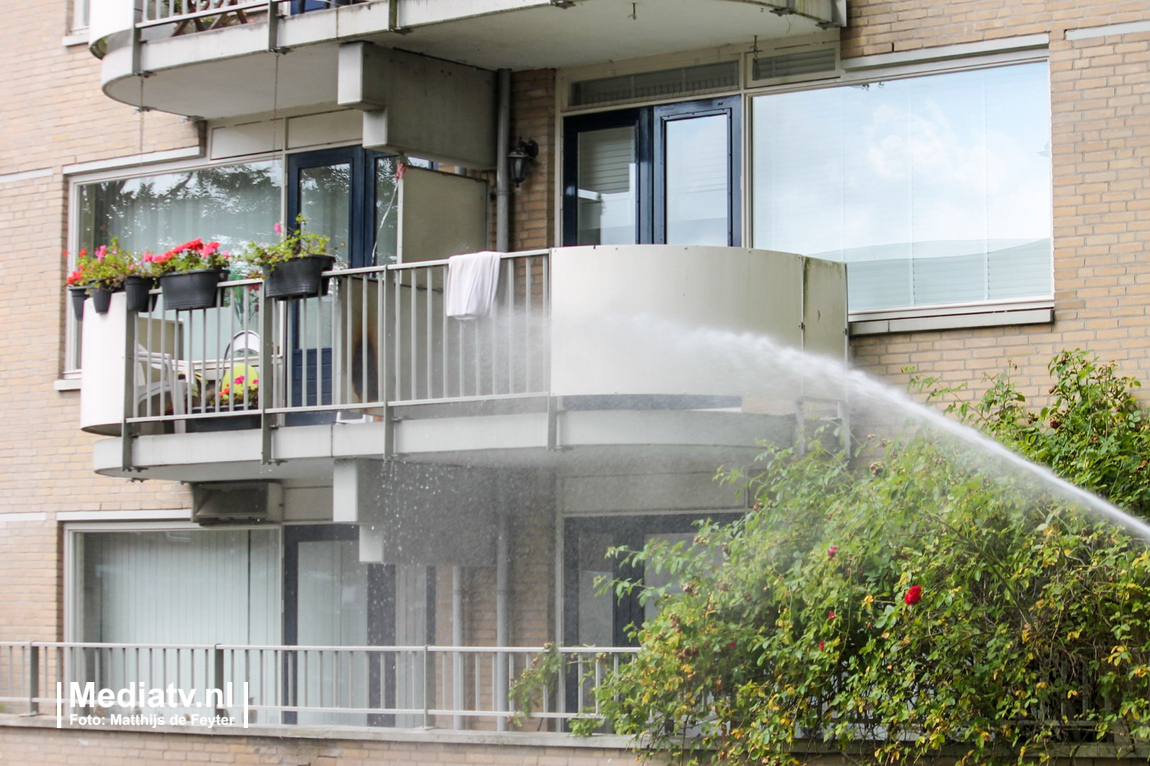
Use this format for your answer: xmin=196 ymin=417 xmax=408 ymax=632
xmin=664 ymin=115 xmax=730 ymax=246
xmin=752 ymin=62 xmax=1052 ymax=311
xmin=78 ymin=161 xmax=282 ymax=257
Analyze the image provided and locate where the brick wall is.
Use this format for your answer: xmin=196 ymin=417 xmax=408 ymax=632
xmin=0 ymin=1 xmax=200 ymax=642
xmin=845 ymin=4 xmax=1150 ymax=413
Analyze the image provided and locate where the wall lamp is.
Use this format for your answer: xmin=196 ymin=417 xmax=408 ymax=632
xmin=508 ymin=138 xmax=538 ymax=188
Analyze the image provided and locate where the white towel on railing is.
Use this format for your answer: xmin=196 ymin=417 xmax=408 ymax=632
xmin=445 ymin=250 xmax=502 ymax=320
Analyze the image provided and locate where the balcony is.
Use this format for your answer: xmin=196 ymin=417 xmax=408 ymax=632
xmin=90 ymin=0 xmax=846 ymax=122
xmin=0 ymin=640 xmax=633 ymax=732
xmin=81 ymin=245 xmax=847 ymax=485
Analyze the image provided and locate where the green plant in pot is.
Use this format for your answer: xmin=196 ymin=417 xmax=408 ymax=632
xmin=149 ymin=238 xmax=231 ymax=311
xmin=65 ymin=249 xmax=94 ymax=320
xmin=67 ymin=241 xmax=133 ymax=315
xmin=243 ymin=217 xmax=335 ymax=300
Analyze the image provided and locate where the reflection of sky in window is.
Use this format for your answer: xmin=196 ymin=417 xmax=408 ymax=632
xmin=753 ymin=62 xmax=1051 ymax=309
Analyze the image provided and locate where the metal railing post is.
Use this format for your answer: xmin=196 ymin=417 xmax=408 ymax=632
xmin=421 ymin=646 xmax=430 ymax=728
xmin=213 ymin=645 xmax=226 ymax=718
xmin=27 ymin=643 xmax=39 ymax=716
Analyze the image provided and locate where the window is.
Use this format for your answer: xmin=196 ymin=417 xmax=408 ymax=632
xmin=78 ymin=160 xmax=282 ymax=258
xmin=752 ymin=62 xmax=1052 ymax=312
xmin=563 ymin=514 xmax=737 ymax=648
xmin=563 ymin=97 xmax=741 ymax=247
xmin=72 ymin=0 xmax=89 ymax=32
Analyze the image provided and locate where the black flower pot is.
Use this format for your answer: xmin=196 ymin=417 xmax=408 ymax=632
xmin=160 ymin=269 xmax=224 ymax=311
xmin=90 ymin=286 xmax=114 ymax=314
xmin=69 ymin=287 xmax=87 ymax=321
xmin=187 ymin=406 xmax=260 ymax=432
xmin=125 ymin=275 xmax=159 ymax=312
xmin=265 ymin=255 xmax=336 ymax=300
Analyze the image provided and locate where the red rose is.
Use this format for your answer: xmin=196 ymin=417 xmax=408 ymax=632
xmin=818 ymin=641 xmax=825 ymax=651
xmin=904 ymin=585 xmax=923 ymax=606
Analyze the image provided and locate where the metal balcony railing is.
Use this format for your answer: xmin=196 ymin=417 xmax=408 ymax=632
xmin=0 ymin=641 xmax=633 ymax=731
xmin=136 ymin=0 xmax=369 ymax=33
xmin=122 ymin=251 xmax=550 ymax=441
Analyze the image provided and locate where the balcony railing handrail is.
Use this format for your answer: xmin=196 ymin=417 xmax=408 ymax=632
xmin=0 ymin=641 xmax=636 ymax=655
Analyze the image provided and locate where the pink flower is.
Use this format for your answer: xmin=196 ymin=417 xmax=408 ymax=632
xmin=95 ymin=245 xmax=107 ymax=262
xmin=904 ymin=585 xmax=923 ymax=606
xmin=273 ymin=222 xmax=282 ymax=235
xmin=202 ymin=241 xmax=219 ymax=257
xmin=233 ymin=376 xmax=244 ymax=385
xmin=827 ymin=545 xmax=838 ymax=559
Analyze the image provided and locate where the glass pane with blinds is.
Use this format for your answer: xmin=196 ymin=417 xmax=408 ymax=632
xmin=577 ymin=127 xmax=637 ymax=246
xmin=78 ymin=161 xmax=282 ymax=259
xmin=74 ymin=529 xmax=280 ymax=717
xmin=665 ymin=114 xmax=729 ymax=246
xmin=751 ymin=62 xmax=1052 ymax=312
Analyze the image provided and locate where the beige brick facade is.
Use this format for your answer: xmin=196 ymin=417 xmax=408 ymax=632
xmin=2 ymin=0 xmax=1150 ymax=762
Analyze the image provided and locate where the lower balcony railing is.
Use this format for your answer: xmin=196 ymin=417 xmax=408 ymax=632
xmin=0 ymin=641 xmax=633 ymax=732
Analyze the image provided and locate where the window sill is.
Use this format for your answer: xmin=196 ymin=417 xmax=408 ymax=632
xmin=849 ymin=300 xmax=1054 ymax=336
xmin=62 ymin=31 xmax=88 ymax=47
xmin=55 ymin=377 xmax=82 ymax=392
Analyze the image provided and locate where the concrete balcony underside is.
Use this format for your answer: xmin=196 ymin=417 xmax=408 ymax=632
xmin=97 ymin=0 xmax=844 ymax=119
xmin=93 ymin=406 xmax=800 ymax=482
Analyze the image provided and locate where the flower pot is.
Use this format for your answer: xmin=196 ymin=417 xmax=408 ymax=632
xmin=90 ymin=286 xmax=114 ymax=315
xmin=187 ymin=406 xmax=260 ymax=432
xmin=265 ymin=255 xmax=336 ymax=300
xmin=69 ymin=287 xmax=87 ymax=321
xmin=160 ymin=269 xmax=224 ymax=311
xmin=125 ymin=275 xmax=158 ymax=312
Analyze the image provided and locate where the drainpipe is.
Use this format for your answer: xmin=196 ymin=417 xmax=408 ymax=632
xmin=495 ymin=512 xmax=510 ymax=730
xmin=495 ymin=68 xmax=511 ymax=252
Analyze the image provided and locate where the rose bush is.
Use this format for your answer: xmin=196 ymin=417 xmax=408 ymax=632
xmin=580 ymin=352 xmax=1150 ymax=765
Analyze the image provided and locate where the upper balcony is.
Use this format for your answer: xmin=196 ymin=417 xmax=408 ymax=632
xmin=90 ymin=0 xmax=846 ymax=123
xmin=81 ymin=244 xmax=847 ymax=487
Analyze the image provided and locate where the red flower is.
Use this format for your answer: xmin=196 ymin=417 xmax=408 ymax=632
xmin=904 ymin=585 xmax=923 ymax=606
xmin=728 ymin=641 xmax=736 ymax=650
xmin=827 ymin=545 xmax=838 ymax=559
xmin=818 ymin=641 xmax=825 ymax=651
xmin=827 ymin=610 xmax=835 ymax=621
